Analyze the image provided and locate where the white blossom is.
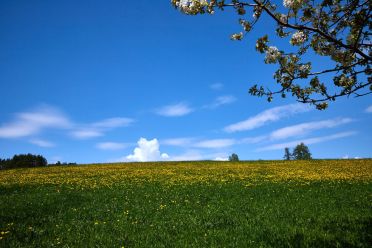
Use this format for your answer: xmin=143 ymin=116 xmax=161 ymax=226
xmin=338 ymin=75 xmax=354 ymax=87
xmin=290 ymin=31 xmax=307 ymax=45
xmin=265 ymin=46 xmax=281 ymax=64
xmin=299 ymin=64 xmax=310 ymax=72
xmin=283 ymin=0 xmax=303 ymax=9
xmin=231 ymin=32 xmax=243 ymax=41
xmin=175 ymin=0 xmax=208 ymax=15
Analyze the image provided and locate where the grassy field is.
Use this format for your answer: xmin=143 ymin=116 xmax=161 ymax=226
xmin=0 ymin=160 xmax=371 ymax=247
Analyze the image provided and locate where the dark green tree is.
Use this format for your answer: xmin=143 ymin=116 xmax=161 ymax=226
xmin=171 ymin=0 xmax=372 ymax=110
xmin=229 ymin=153 xmax=240 ymax=161
xmin=1 ymin=154 xmax=47 ymax=169
xmin=292 ymin=143 xmax=312 ymax=160
xmin=283 ymin=147 xmax=292 ymax=160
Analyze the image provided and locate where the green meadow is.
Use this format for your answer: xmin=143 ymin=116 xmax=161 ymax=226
xmin=0 ymin=160 xmax=371 ymax=247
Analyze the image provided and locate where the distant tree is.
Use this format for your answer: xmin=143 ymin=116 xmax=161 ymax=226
xmin=229 ymin=153 xmax=240 ymax=161
xmin=283 ymin=147 xmax=292 ymax=160
xmin=292 ymin=143 xmax=312 ymax=160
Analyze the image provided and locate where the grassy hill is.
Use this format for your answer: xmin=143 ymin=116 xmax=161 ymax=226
xmin=1 ymin=160 xmax=371 ymax=247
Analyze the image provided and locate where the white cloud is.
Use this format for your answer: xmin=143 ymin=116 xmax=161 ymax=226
xmin=210 ymin=83 xmax=223 ymax=90
xmin=269 ymin=118 xmax=353 ymax=140
xmin=0 ymin=105 xmax=134 ymax=142
xmin=162 ymin=137 xmax=236 ymax=149
xmin=125 ymin=138 xmax=169 ymax=162
xmin=194 ymin=139 xmax=236 ymax=148
xmin=257 ymin=131 xmax=357 ymax=151
xmin=204 ymin=95 xmax=237 ymax=109
xmin=162 ymin=137 xmax=196 ymax=146
xmin=96 ymin=142 xmax=128 ymax=150
xmin=71 ymin=129 xmax=103 ymax=139
xmin=92 ymin=118 xmax=134 ymax=128
xmin=0 ymin=106 xmax=71 ymax=138
xmin=365 ymin=105 xmax=372 ymax=113
xmin=224 ymin=103 xmax=311 ymax=133
xmin=214 ymin=156 xmax=229 ymax=161
xmin=169 ymin=150 xmax=204 ymax=161
xmin=155 ymin=103 xmax=193 ymax=117
xmin=168 ymin=150 xmax=228 ymax=161
xmin=70 ymin=117 xmax=134 ymax=139
xmin=29 ymin=139 xmax=55 ymax=148
xmin=241 ymin=136 xmax=267 ymax=144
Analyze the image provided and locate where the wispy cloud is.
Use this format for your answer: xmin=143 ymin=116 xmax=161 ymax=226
xmin=204 ymin=95 xmax=237 ymax=109
xmin=194 ymin=139 xmax=236 ymax=148
xmin=257 ymin=131 xmax=357 ymax=151
xmin=71 ymin=130 xmax=103 ymax=139
xmin=155 ymin=103 xmax=193 ymax=117
xmin=168 ymin=150 xmax=228 ymax=161
xmin=29 ymin=138 xmax=55 ymax=148
xmin=0 ymin=105 xmax=134 ymax=141
xmin=169 ymin=150 xmax=205 ymax=161
xmin=162 ymin=137 xmax=236 ymax=149
xmin=162 ymin=137 xmax=196 ymax=146
xmin=125 ymin=138 xmax=169 ymax=162
xmin=210 ymin=83 xmax=223 ymax=90
xmin=70 ymin=117 xmax=134 ymax=139
xmin=241 ymin=136 xmax=268 ymax=144
xmin=92 ymin=118 xmax=133 ymax=128
xmin=96 ymin=142 xmax=128 ymax=150
xmin=269 ymin=118 xmax=353 ymax=140
xmin=365 ymin=105 xmax=372 ymax=113
xmin=0 ymin=106 xmax=71 ymax=138
xmin=224 ymin=103 xmax=311 ymax=133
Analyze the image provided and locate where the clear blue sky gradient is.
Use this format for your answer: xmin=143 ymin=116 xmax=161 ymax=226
xmin=0 ymin=0 xmax=371 ymax=163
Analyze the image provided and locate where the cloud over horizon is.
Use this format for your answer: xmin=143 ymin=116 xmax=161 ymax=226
xmin=125 ymin=138 xmax=169 ymax=162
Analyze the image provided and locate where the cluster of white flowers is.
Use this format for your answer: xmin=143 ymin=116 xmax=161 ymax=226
xmin=231 ymin=32 xmax=243 ymax=41
xmin=173 ymin=0 xmax=209 ymax=15
xmin=283 ymin=0 xmax=303 ymax=9
xmin=298 ymin=64 xmax=311 ymax=77
xmin=338 ymin=75 xmax=354 ymax=87
xmin=265 ymin=46 xmax=281 ymax=63
xmin=290 ymin=31 xmax=307 ymax=45
xmin=299 ymin=64 xmax=311 ymax=72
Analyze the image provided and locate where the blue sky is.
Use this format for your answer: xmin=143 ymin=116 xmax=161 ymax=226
xmin=0 ymin=0 xmax=371 ymax=163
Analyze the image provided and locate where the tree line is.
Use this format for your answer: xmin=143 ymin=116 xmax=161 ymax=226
xmin=0 ymin=154 xmax=78 ymax=170
xmin=0 ymin=154 xmax=48 ymax=170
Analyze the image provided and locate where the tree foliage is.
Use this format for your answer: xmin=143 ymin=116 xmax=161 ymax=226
xmin=171 ymin=0 xmax=372 ymax=110
xmin=0 ymin=154 xmax=47 ymax=170
xmin=229 ymin=153 xmax=240 ymax=161
xmin=292 ymin=143 xmax=312 ymax=160
xmin=283 ymin=147 xmax=292 ymax=160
